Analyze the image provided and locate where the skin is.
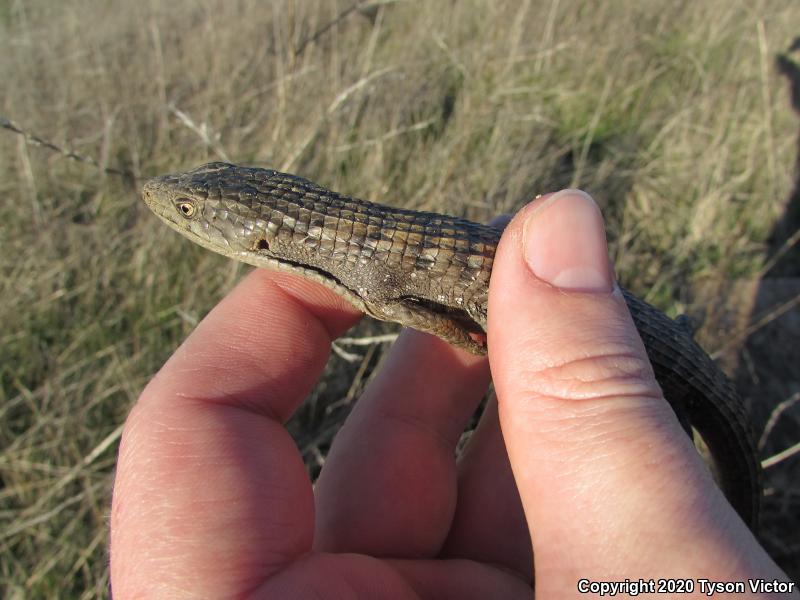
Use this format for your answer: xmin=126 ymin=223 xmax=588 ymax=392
xmin=111 ymin=191 xmax=795 ymax=598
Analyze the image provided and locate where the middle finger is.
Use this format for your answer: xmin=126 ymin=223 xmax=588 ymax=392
xmin=314 ymin=329 xmax=490 ymax=557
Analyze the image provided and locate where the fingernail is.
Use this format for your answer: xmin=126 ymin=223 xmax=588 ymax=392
xmin=523 ymin=189 xmax=614 ymax=292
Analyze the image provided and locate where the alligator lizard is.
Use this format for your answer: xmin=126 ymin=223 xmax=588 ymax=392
xmin=142 ymin=162 xmax=762 ymax=532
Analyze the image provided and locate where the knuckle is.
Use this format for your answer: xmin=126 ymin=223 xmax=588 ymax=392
xmin=517 ymin=346 xmax=662 ymax=405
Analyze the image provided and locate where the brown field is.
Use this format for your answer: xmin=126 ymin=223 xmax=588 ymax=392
xmin=1 ymin=0 xmax=798 ymax=596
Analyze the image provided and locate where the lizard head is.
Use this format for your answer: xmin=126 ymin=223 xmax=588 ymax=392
xmin=142 ymin=162 xmax=288 ymax=263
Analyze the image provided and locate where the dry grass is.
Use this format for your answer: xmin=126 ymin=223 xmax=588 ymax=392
xmin=1 ymin=0 xmax=798 ymax=595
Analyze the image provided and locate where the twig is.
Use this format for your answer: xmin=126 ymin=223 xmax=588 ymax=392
xmin=0 ymin=114 xmax=135 ymax=180
xmin=294 ymin=0 xmax=369 ymax=57
xmin=330 ymin=342 xmax=363 ymax=363
xmin=757 ymin=226 xmax=800 ymax=278
xmin=333 ymin=118 xmax=436 ymax=151
xmin=341 ymin=343 xmax=378 ymax=407
xmin=169 ymin=105 xmax=231 ymax=162
xmin=762 ymin=440 xmax=800 ymax=469
xmin=759 ymin=391 xmax=800 ymax=451
xmin=711 ymin=291 xmax=800 ymax=359
xmin=330 ymin=333 xmax=398 ymax=362
xmin=300 ymin=420 xmax=343 ymax=458
xmin=306 ymin=444 xmax=326 ymax=469
xmin=280 ymin=66 xmax=395 ymax=172
xmin=336 ymin=333 xmax=399 ymax=346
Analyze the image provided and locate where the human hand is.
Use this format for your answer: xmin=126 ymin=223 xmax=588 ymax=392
xmin=110 ymin=264 xmax=527 ymax=597
xmin=110 ymin=190 xmax=795 ymax=598
xmin=486 ymin=190 xmax=794 ymax=597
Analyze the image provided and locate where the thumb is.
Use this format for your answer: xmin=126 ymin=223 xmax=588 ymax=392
xmin=488 ymin=190 xmax=757 ymax=585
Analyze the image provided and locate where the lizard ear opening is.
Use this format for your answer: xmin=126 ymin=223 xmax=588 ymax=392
xmin=256 ymin=238 xmax=269 ymax=251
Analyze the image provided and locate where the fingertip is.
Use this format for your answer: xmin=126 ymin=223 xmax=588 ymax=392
xmin=523 ymin=189 xmax=614 ymax=293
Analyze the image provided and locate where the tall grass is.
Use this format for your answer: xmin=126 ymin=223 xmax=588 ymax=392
xmin=1 ymin=0 xmax=797 ymax=595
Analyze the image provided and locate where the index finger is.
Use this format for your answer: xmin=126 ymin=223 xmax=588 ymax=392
xmin=110 ymin=269 xmax=361 ymax=598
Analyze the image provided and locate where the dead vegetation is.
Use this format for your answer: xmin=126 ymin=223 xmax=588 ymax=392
xmin=1 ymin=0 xmax=798 ymax=595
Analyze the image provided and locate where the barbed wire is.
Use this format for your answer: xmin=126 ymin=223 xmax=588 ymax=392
xmin=293 ymin=0 xmax=401 ymax=57
xmin=0 ymin=114 xmax=136 ymax=181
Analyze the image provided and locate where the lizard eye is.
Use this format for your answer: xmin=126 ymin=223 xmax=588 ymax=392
xmin=175 ymin=198 xmax=197 ymax=218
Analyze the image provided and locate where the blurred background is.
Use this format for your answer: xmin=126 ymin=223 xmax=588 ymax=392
xmin=1 ymin=0 xmax=798 ymax=595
